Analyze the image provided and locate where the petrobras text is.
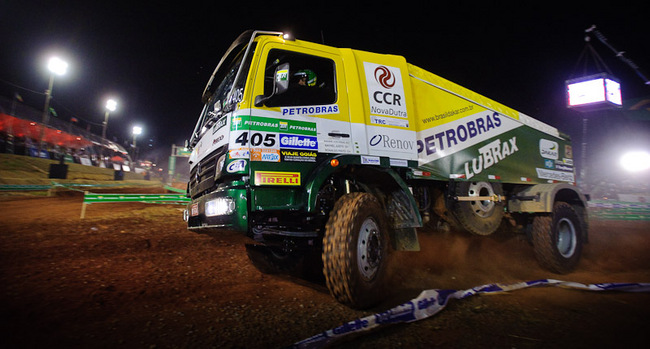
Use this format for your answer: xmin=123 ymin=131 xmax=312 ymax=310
xmin=417 ymin=112 xmax=522 ymax=162
xmin=281 ymin=104 xmax=339 ymax=116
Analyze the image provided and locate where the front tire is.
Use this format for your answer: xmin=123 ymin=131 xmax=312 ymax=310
xmin=322 ymin=192 xmax=390 ymax=309
xmin=531 ymin=202 xmax=584 ymax=274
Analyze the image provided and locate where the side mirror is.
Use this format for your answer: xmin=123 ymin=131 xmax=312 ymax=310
xmin=255 ymin=63 xmax=290 ymax=107
xmin=274 ymin=63 xmax=290 ymax=94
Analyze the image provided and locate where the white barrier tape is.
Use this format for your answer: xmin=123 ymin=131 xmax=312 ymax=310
xmin=292 ymin=279 xmax=650 ymax=348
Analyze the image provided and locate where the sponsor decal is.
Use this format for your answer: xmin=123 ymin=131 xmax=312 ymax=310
xmin=251 ymin=148 xmax=280 ymax=162
xmin=231 ymin=115 xmax=316 ymax=134
xmin=544 ymin=159 xmax=555 ymax=169
xmin=390 ymin=158 xmax=408 ymax=167
xmin=255 ymin=171 xmax=300 ymax=186
xmin=422 ymin=105 xmax=475 ymax=124
xmin=365 ymin=62 xmax=408 ymax=119
xmin=370 ymin=115 xmax=409 ymax=128
xmin=369 ymin=134 xmax=415 ymax=151
xmin=212 ymin=134 xmax=224 ymax=145
xmin=540 ymin=139 xmax=559 ymax=159
xmin=559 ymin=158 xmax=574 ymax=166
xmin=281 ymin=104 xmax=339 ymax=116
xmin=463 ymin=137 xmax=519 ymax=179
xmin=232 ymin=117 xmax=243 ymax=128
xmin=226 ymin=159 xmax=246 ymax=173
xmin=279 ymin=134 xmax=318 ymax=150
xmin=536 ymin=168 xmax=575 ymax=182
xmin=228 ymin=148 xmax=249 ymax=159
xmin=276 ymin=69 xmax=288 ymax=82
xmin=555 ymin=164 xmax=573 ymax=172
xmin=280 ymin=150 xmax=317 ymax=162
xmin=418 ymin=112 xmax=503 ymax=156
xmin=374 ymin=66 xmax=395 ymax=89
xmin=565 ymin=145 xmax=573 ymax=158
xmin=361 ymin=155 xmax=380 ymax=165
xmin=211 ymin=115 xmax=228 ymax=134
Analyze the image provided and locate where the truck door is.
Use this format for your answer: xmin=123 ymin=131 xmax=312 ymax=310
xmin=245 ymin=42 xmax=353 ymax=167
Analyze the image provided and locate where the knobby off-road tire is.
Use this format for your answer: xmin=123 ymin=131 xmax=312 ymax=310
xmin=452 ymin=181 xmax=504 ymax=235
xmin=531 ymin=202 xmax=584 ymax=274
xmin=322 ymin=192 xmax=390 ymax=309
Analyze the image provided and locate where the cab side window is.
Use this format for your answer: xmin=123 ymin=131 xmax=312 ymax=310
xmin=263 ymin=49 xmax=336 ymax=107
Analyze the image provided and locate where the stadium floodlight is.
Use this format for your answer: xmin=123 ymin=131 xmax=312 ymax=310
xmin=620 ymin=151 xmax=650 ymax=172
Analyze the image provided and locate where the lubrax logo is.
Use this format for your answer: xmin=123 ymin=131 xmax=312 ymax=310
xmin=369 ymin=134 xmax=414 ymax=150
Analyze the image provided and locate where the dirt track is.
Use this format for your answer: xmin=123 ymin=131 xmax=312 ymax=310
xmin=1 ymin=189 xmax=649 ymax=348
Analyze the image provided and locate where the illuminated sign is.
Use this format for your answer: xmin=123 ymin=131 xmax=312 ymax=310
xmin=566 ymin=73 xmax=622 ymax=111
xmin=254 ymin=171 xmax=301 ymax=186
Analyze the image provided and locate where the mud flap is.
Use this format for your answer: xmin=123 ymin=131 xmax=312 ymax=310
xmin=390 ymin=227 xmax=420 ymax=251
xmin=386 ymin=189 xmax=421 ymax=251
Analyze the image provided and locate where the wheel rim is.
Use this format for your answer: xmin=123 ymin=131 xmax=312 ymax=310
xmin=357 ymin=217 xmax=382 ymax=281
xmin=556 ymin=217 xmax=577 ymax=258
xmin=467 ymin=181 xmax=496 ymax=218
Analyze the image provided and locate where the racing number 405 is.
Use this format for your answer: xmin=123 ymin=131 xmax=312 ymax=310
xmin=235 ymin=131 xmax=276 ymax=147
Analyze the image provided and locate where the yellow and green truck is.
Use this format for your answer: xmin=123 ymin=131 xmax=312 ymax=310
xmin=184 ymin=30 xmax=588 ymax=308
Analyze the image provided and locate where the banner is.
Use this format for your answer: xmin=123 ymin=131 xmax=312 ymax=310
xmin=292 ymin=279 xmax=650 ymax=348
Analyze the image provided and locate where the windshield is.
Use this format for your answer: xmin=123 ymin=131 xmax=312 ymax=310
xmin=190 ymin=42 xmax=256 ymax=147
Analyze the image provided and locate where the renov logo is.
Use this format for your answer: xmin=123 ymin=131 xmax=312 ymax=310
xmin=369 ymin=134 xmax=414 ymax=150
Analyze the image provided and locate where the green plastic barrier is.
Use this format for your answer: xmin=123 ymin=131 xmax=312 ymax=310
xmin=0 ymin=184 xmax=52 ymax=191
xmin=80 ymin=192 xmax=189 ymax=218
xmin=83 ymin=193 xmax=190 ymax=204
xmin=589 ymin=200 xmax=650 ymax=221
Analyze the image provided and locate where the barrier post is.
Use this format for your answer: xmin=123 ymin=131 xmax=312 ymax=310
xmin=80 ymin=191 xmax=88 ymax=219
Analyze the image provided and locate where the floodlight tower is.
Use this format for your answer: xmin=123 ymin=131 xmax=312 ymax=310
xmin=38 ymin=57 xmax=68 ymax=155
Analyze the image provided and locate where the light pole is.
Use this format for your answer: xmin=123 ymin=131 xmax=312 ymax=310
xmin=38 ymin=57 xmax=68 ymax=155
xmin=102 ymin=99 xmax=117 ymax=140
xmin=132 ymin=125 xmax=142 ymax=165
xmin=100 ymin=99 xmax=117 ymax=161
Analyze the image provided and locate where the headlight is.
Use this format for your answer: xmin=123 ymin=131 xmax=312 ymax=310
xmin=205 ymin=197 xmax=235 ymax=217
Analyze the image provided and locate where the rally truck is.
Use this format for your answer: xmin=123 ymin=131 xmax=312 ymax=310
xmin=184 ymin=30 xmax=588 ymax=308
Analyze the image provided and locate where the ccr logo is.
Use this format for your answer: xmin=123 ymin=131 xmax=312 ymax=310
xmin=374 ymin=66 xmax=395 ymax=89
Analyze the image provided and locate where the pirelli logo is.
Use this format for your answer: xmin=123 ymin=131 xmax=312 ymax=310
xmin=254 ymin=171 xmax=301 ymax=186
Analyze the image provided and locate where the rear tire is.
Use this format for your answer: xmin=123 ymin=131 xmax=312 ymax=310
xmin=452 ymin=181 xmax=504 ymax=235
xmin=531 ymin=202 xmax=584 ymax=274
xmin=322 ymin=192 xmax=390 ymax=309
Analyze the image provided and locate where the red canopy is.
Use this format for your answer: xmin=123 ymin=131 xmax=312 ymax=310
xmin=0 ymin=113 xmax=92 ymax=149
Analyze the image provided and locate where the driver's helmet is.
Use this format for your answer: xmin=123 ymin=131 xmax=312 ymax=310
xmin=294 ymin=69 xmax=317 ymax=87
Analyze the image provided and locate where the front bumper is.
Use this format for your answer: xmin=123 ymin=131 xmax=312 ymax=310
xmin=185 ymin=187 xmax=249 ymax=233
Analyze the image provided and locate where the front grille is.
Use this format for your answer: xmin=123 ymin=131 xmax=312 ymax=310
xmin=189 ymin=145 xmax=227 ymax=199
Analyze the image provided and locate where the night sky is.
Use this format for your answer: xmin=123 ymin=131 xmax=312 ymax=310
xmin=2 ymin=1 xmax=649 ymax=171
